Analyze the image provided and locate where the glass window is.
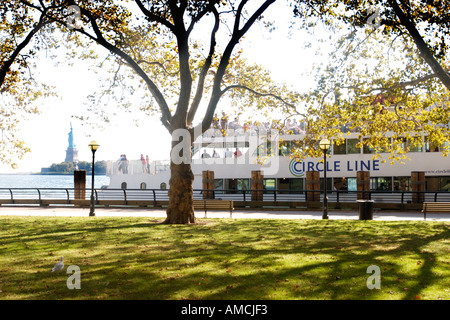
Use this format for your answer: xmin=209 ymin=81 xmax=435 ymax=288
xmin=363 ymin=141 xmax=374 ymax=154
xmin=277 ymin=178 xmax=290 ymax=193
xmin=319 ymin=178 xmax=332 ymax=192
xmin=253 ymin=142 xmax=272 ymax=157
xmin=393 ymin=177 xmax=411 ymax=191
xmin=363 ymin=138 xmax=390 ymax=154
xmin=440 ymin=177 xmax=450 ymax=191
xmin=140 ymin=182 xmax=147 ymax=190
xmin=394 ymin=137 xmax=407 ymax=152
xmin=236 ymin=179 xmax=249 ymax=191
xmin=214 ymin=179 xmax=224 ymax=194
xmin=425 ymin=136 xmax=441 ymax=152
xmin=370 ymin=177 xmax=392 ymax=191
xmin=347 ymin=139 xmax=361 ymax=154
xmin=407 ymin=137 xmax=423 ymax=152
xmin=333 ymin=177 xmax=348 ymax=191
xmin=279 ymin=142 xmax=289 ymax=156
xmin=347 ymin=178 xmax=357 ymax=191
xmin=277 ymin=141 xmax=301 ymax=156
xmin=263 ymin=179 xmax=276 ymax=191
xmin=290 ymin=178 xmax=303 ymax=191
xmin=393 ymin=137 xmax=423 ymax=153
xmin=333 ymin=139 xmax=347 ymax=155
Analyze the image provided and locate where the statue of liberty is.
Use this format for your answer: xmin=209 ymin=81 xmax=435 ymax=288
xmin=68 ymin=123 xmax=75 ymax=148
xmin=65 ymin=122 xmax=79 ymax=163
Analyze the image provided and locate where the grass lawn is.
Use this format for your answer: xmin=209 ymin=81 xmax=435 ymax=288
xmin=0 ymin=216 xmax=448 ymax=300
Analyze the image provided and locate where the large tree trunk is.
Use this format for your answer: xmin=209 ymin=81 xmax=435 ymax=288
xmin=164 ymin=161 xmax=196 ymax=224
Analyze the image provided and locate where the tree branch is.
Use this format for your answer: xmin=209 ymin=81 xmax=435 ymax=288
xmin=187 ymin=6 xmax=220 ymax=126
xmin=186 ymin=0 xmax=219 ymax=36
xmin=77 ymin=5 xmax=173 ymax=128
xmin=330 ymin=72 xmax=442 ymax=99
xmin=0 ymin=6 xmax=47 ymax=87
xmin=388 ymin=0 xmax=450 ymax=91
xmin=137 ymin=59 xmax=179 ymax=76
xmin=221 ymin=84 xmax=297 ymax=109
xmin=134 ymin=0 xmax=176 ymax=32
xmin=200 ymin=0 xmax=276 ymax=133
xmin=233 ymin=0 xmax=249 ymax=34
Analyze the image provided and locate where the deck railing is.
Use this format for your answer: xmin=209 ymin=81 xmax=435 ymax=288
xmin=1 ymin=187 xmax=449 ymax=209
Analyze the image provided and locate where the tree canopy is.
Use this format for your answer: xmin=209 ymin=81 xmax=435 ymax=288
xmin=0 ymin=0 xmax=58 ymax=167
xmin=287 ymin=0 xmax=450 ymax=162
xmin=293 ymin=0 xmax=450 ymax=90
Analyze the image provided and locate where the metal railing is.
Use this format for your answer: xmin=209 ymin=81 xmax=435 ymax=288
xmin=1 ymin=187 xmax=450 ymax=208
xmin=105 ymin=160 xmax=170 ymax=175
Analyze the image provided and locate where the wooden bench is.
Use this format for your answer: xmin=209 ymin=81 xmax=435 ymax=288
xmin=193 ymin=199 xmax=234 ymax=218
xmin=422 ymin=202 xmax=450 ymax=220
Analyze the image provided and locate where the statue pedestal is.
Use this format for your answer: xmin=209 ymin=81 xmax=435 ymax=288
xmin=65 ymin=148 xmax=79 ymax=163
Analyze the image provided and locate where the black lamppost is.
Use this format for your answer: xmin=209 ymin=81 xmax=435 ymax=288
xmin=319 ymin=138 xmax=331 ymax=219
xmin=88 ymin=140 xmax=99 ymax=217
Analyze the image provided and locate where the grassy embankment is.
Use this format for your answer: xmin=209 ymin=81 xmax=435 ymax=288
xmin=0 ymin=216 xmax=448 ymax=300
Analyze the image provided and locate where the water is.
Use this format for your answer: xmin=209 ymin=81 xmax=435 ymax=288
xmin=0 ymin=174 xmax=110 ymax=189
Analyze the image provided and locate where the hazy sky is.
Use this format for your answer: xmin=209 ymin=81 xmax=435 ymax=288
xmin=1 ymin=1 xmax=322 ymax=173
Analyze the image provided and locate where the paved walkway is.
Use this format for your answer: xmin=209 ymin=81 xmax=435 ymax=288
xmin=0 ymin=205 xmax=449 ymax=221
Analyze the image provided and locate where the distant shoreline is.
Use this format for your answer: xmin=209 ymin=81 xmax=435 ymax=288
xmin=35 ymin=172 xmax=107 ymax=176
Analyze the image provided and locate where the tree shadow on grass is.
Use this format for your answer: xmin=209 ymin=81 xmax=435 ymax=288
xmin=0 ymin=218 xmax=448 ymax=299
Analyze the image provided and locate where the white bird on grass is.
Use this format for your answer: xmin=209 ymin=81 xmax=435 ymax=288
xmin=51 ymin=256 xmax=64 ymax=272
